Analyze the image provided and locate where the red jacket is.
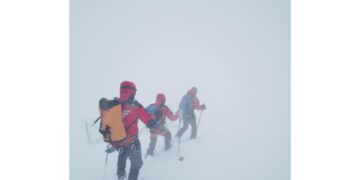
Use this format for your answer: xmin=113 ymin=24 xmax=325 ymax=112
xmin=187 ymin=88 xmax=205 ymax=110
xmin=150 ymin=104 xmax=179 ymax=123
xmin=121 ymin=100 xmax=152 ymax=136
xmin=148 ymin=104 xmax=178 ymax=135
xmin=191 ymin=96 xmax=203 ymax=110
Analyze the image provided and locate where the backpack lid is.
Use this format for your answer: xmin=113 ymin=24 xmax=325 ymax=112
xmin=99 ymin=98 xmax=120 ymax=110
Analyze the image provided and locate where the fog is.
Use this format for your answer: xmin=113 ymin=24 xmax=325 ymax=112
xmin=70 ymin=0 xmax=290 ymax=179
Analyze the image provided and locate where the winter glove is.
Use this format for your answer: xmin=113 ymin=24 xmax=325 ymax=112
xmin=99 ymin=128 xmax=108 ymax=136
xmin=146 ymin=119 xmax=158 ymax=129
xmin=105 ymin=146 xmax=116 ymax=153
xmin=175 ymin=110 xmax=180 ymax=117
xmin=201 ymin=104 xmax=206 ymax=110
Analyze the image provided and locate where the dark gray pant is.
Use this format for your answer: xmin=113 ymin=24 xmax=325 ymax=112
xmin=147 ymin=130 xmax=172 ymax=155
xmin=117 ymin=139 xmax=143 ymax=180
xmin=176 ymin=113 xmax=197 ymax=139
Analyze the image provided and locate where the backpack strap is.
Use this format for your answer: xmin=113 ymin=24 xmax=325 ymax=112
xmin=121 ymin=100 xmax=143 ymax=134
xmin=133 ymin=100 xmax=143 ymax=108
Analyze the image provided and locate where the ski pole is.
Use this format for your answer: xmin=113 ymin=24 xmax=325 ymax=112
xmin=178 ymin=110 xmax=182 ymax=131
xmin=92 ymin=116 xmax=100 ymax=126
xmin=103 ymin=145 xmax=110 ymax=180
xmin=177 ymin=112 xmax=184 ymax=161
xmin=197 ymin=110 xmax=204 ymax=128
xmin=84 ymin=121 xmax=92 ymax=144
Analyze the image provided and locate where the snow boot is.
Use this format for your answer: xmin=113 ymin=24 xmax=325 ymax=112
xmin=118 ymin=172 xmax=126 ymax=180
xmin=145 ymin=149 xmax=154 ymax=157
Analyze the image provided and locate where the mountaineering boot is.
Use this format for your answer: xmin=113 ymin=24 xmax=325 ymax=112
xmin=118 ymin=172 xmax=126 ymax=180
xmin=145 ymin=149 xmax=154 ymax=157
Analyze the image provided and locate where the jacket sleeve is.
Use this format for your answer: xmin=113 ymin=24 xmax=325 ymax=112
xmin=136 ymin=103 xmax=153 ymax=125
xmin=162 ymin=106 xmax=179 ymax=121
xmin=192 ymin=97 xmax=203 ymax=110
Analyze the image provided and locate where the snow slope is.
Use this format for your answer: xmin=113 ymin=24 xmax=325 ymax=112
xmin=71 ymin=101 xmax=289 ymax=180
xmin=70 ymin=0 xmax=290 ymax=179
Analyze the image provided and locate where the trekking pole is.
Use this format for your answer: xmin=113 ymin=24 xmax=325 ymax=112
xmin=177 ymin=111 xmax=184 ymax=161
xmin=83 ymin=121 xmax=92 ymax=144
xmin=197 ymin=110 xmax=204 ymax=128
xmin=92 ymin=116 xmax=101 ymax=126
xmin=102 ymin=145 xmax=111 ymax=180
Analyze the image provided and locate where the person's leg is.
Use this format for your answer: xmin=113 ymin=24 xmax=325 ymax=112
xmin=164 ymin=130 xmax=172 ymax=150
xmin=128 ymin=139 xmax=143 ymax=180
xmin=176 ymin=117 xmax=189 ymax=137
xmin=146 ymin=134 xmax=157 ymax=156
xmin=117 ymin=147 xmax=128 ymax=178
xmin=188 ymin=115 xmax=198 ymax=139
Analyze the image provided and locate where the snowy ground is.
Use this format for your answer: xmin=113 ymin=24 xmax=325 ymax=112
xmin=72 ymin=116 xmax=237 ymax=180
xmin=71 ymin=105 xmax=289 ymax=180
xmin=70 ymin=0 xmax=290 ymax=179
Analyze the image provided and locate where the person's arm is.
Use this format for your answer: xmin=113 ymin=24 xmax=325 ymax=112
xmin=162 ymin=106 xmax=179 ymax=121
xmin=192 ymin=97 xmax=206 ymax=110
xmin=137 ymin=106 xmax=152 ymax=124
xmin=135 ymin=102 xmax=158 ymax=128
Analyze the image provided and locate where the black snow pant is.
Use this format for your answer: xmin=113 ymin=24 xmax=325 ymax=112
xmin=176 ymin=113 xmax=197 ymax=139
xmin=117 ymin=139 xmax=143 ymax=180
xmin=147 ymin=125 xmax=172 ymax=155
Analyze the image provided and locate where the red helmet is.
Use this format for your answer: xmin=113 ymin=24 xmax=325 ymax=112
xmin=120 ymin=81 xmax=137 ymax=91
xmin=155 ymin=93 xmax=166 ymax=106
xmin=187 ymin=87 xmax=197 ymax=96
xmin=119 ymin=81 xmax=137 ymax=102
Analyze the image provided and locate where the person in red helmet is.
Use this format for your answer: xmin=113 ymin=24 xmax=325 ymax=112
xmin=110 ymin=81 xmax=157 ymax=180
xmin=145 ymin=93 xmax=179 ymax=157
xmin=176 ymin=87 xmax=206 ymax=139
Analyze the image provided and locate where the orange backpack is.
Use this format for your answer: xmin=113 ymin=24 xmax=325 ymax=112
xmin=99 ymin=98 xmax=127 ymax=143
